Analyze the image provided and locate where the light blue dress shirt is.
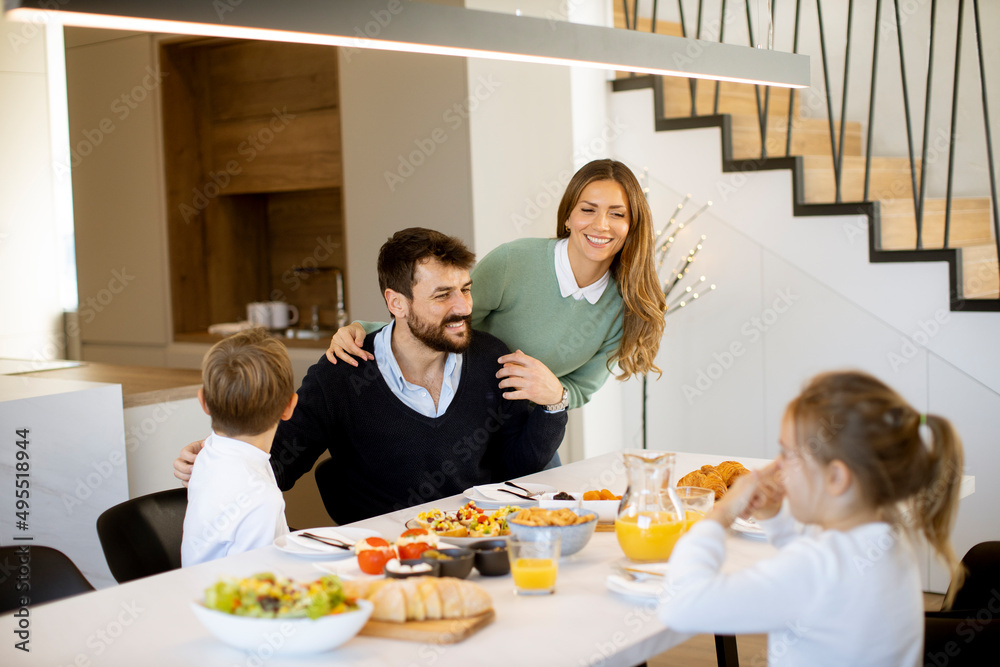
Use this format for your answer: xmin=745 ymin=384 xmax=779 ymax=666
xmin=373 ymin=320 xmax=463 ymax=418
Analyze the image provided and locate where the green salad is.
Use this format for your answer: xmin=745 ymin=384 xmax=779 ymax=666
xmin=203 ymin=572 xmax=357 ymax=620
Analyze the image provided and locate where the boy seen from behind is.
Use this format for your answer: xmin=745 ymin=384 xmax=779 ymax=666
xmin=181 ymin=328 xmax=298 ymax=566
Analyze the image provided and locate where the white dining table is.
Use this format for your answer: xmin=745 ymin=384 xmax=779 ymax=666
xmin=1 ymin=451 xmax=975 ymax=667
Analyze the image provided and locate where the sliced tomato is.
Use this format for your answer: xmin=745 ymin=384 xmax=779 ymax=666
xmin=397 ymin=542 xmax=434 ymax=560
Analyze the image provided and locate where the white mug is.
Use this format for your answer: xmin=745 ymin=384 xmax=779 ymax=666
xmin=247 ymin=302 xmax=271 ymax=328
xmin=268 ymin=301 xmax=299 ymax=329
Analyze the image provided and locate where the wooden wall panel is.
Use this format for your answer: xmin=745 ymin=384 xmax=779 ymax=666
xmin=209 ymin=109 xmax=342 ymax=194
xmin=161 ymin=42 xmax=210 ymax=335
xmin=207 ymin=41 xmax=339 ymax=121
xmin=266 ymin=189 xmax=348 ymax=323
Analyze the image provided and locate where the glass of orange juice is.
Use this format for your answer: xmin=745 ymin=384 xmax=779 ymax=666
xmin=508 ymin=536 xmax=561 ymax=595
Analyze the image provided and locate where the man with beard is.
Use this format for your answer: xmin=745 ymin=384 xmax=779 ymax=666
xmin=173 ymin=228 xmax=566 ymax=524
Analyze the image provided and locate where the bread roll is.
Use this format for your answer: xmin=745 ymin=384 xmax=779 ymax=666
xmin=344 ymin=577 xmax=491 ymax=623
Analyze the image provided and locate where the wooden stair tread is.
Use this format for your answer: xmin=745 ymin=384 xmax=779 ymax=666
xmin=960 ymin=243 xmax=1000 ymax=299
xmin=879 ymin=198 xmax=995 ymax=250
xmin=612 ymin=6 xmax=683 ymax=36
xmin=661 ymin=77 xmax=797 ymax=120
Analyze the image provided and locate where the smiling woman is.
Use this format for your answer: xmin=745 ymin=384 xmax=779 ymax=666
xmin=327 ymin=160 xmax=667 ymax=452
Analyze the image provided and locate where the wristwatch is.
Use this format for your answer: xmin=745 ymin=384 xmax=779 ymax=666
xmin=544 ymin=387 xmax=569 ymax=413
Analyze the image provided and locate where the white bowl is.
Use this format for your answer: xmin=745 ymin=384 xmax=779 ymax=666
xmin=190 ymin=598 xmax=373 ymax=654
xmin=538 ymin=492 xmax=620 ymax=523
xmin=507 ymin=508 xmax=599 ymax=556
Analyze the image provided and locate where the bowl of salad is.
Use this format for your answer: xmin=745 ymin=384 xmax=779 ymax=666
xmin=190 ymin=572 xmax=373 ymax=654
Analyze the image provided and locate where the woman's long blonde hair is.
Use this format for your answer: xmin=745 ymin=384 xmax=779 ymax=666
xmin=786 ymin=371 xmax=965 ymax=605
xmin=555 ymin=159 xmax=666 ymax=380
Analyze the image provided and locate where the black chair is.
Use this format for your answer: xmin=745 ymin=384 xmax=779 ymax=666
xmin=0 ymin=545 xmax=94 ymax=613
xmin=96 ymin=488 xmax=187 ymax=583
xmin=942 ymin=541 xmax=1000 ymax=612
xmin=923 ymin=541 xmax=1000 ymax=666
xmin=314 ymin=458 xmax=338 ymax=522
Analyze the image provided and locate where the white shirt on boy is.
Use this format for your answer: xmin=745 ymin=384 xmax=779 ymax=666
xmin=181 ymin=432 xmax=289 ymax=566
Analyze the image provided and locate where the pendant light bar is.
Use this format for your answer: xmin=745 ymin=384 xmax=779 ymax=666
xmin=5 ymin=0 xmax=809 ymax=88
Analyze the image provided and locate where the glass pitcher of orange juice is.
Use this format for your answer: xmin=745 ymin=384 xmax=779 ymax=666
xmin=615 ymin=450 xmax=688 ymax=562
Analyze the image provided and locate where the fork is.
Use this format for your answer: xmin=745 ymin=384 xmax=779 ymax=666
xmin=497 ymin=488 xmax=538 ymax=501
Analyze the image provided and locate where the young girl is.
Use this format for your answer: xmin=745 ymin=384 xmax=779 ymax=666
xmin=660 ymin=371 xmax=964 ymax=666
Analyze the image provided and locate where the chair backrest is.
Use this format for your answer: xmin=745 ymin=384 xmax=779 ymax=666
xmin=945 ymin=541 xmax=1000 ymax=612
xmin=925 ymin=615 xmax=1000 ymax=666
xmin=314 ymin=458 xmax=338 ymax=522
xmin=0 ymin=545 xmax=94 ymax=613
xmin=96 ymin=488 xmax=188 ymax=584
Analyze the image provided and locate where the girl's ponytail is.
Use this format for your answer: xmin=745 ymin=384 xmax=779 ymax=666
xmin=916 ymin=414 xmax=965 ymax=607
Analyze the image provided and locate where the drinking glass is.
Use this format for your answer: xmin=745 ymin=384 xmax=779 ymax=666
xmin=673 ymin=486 xmax=715 ymax=527
xmin=508 ymin=536 xmax=560 ymax=596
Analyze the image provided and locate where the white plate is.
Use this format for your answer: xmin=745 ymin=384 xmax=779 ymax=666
xmin=605 ymin=574 xmax=664 ymax=599
xmin=462 ymin=482 xmax=557 ymax=507
xmin=274 ymin=527 xmax=382 ymax=559
xmin=731 ymin=517 xmax=767 ymax=540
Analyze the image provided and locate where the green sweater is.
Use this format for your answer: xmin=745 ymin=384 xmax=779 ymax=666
xmin=362 ymin=238 xmax=624 ymax=409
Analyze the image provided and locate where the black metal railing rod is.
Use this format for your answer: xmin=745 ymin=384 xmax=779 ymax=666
xmin=762 ymin=0 xmax=777 ymax=156
xmin=623 ymin=0 xmax=632 ymax=31
xmin=972 ymin=0 xmax=1000 ymax=274
xmin=677 ymin=0 xmax=699 ymax=116
xmin=917 ymin=0 xmax=939 ymax=245
xmin=785 ymin=0 xmax=803 ymax=157
xmin=815 ymin=0 xmax=842 ymax=202
xmin=835 ymin=0 xmax=855 ymax=203
xmin=943 ymin=0 xmax=965 ymax=248
xmin=893 ymin=0 xmax=923 ymax=248
xmin=696 ymin=0 xmax=705 ymax=39
xmin=692 ymin=0 xmax=705 ymax=112
xmin=652 ymin=0 xmax=660 ymax=32
xmin=864 ymin=0 xmax=884 ymax=201
xmin=714 ymin=0 xmax=729 ymax=115
xmin=745 ymin=0 xmax=767 ymax=158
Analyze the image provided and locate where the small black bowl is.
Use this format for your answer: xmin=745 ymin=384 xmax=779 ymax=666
xmin=468 ymin=540 xmax=509 ymax=577
xmin=420 ymin=548 xmax=474 ymax=579
xmin=385 ymin=558 xmax=440 ymax=579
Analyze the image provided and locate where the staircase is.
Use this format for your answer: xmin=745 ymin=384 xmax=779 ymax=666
xmin=613 ymin=9 xmax=1000 ymax=309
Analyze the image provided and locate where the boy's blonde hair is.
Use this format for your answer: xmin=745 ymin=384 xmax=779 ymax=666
xmin=201 ymin=327 xmax=295 ymax=437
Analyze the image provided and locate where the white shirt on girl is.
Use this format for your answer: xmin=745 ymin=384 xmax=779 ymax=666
xmin=659 ymin=507 xmax=923 ymax=666
xmin=181 ymin=432 xmax=289 ymax=566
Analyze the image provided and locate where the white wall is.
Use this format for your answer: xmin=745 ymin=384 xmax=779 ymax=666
xmin=338 ymin=48 xmax=475 ymax=322
xmin=0 ymin=14 xmax=71 ymax=362
xmin=610 ymin=84 xmax=1000 ymax=590
xmin=64 ymin=29 xmax=171 ymax=366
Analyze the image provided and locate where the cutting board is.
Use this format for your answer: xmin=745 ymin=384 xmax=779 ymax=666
xmin=359 ymin=610 xmax=495 ymax=644
xmin=595 ymin=522 xmax=615 ymax=532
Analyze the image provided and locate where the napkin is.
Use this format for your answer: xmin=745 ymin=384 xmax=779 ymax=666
xmin=472 ymin=485 xmax=518 ymax=502
xmin=286 ymin=534 xmax=346 ymax=554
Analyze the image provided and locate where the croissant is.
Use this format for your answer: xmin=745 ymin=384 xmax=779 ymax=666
xmin=716 ymin=460 xmax=750 ymax=486
xmin=343 ymin=577 xmax=492 ymax=623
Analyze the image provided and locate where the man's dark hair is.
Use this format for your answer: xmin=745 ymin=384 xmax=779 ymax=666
xmin=377 ymin=227 xmax=476 ymax=300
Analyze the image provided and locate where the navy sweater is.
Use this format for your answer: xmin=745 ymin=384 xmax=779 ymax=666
xmin=270 ymin=329 xmax=567 ymax=524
